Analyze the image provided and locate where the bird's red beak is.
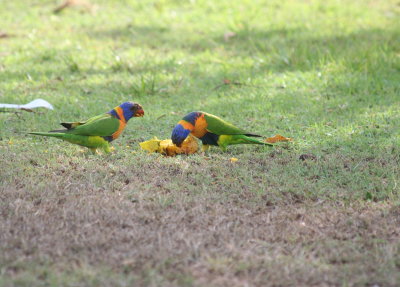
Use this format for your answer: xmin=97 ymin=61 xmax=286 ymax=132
xmin=135 ymin=109 xmax=145 ymax=117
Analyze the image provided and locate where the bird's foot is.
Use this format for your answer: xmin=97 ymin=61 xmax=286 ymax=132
xmin=89 ymin=148 xmax=100 ymax=155
xmin=201 ymin=144 xmax=211 ymax=156
xmin=102 ymin=145 xmax=113 ymax=154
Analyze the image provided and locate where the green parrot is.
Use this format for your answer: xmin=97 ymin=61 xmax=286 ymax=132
xmin=29 ymin=102 xmax=144 ymax=153
xmin=171 ymin=111 xmax=273 ymax=151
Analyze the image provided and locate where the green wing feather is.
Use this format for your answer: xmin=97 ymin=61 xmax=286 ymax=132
xmin=65 ymin=114 xmax=120 ymax=136
xmin=203 ymin=112 xmax=257 ymax=136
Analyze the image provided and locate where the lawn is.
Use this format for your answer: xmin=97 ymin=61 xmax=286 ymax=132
xmin=1 ymin=0 xmax=400 ymax=286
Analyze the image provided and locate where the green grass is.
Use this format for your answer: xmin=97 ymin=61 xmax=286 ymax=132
xmin=1 ymin=0 xmax=400 ymax=286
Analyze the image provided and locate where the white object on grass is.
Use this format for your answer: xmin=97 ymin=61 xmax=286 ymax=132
xmin=0 ymin=99 xmax=54 ymax=110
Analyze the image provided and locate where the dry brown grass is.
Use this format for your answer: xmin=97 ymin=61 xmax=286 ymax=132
xmin=1 ymin=154 xmax=400 ymax=286
xmin=1 ymin=142 xmax=400 ymax=286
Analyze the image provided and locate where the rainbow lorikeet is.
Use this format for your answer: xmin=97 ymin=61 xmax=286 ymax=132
xmin=29 ymin=102 xmax=144 ymax=153
xmin=171 ymin=111 xmax=273 ymax=151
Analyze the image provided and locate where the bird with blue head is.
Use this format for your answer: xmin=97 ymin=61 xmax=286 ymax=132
xmin=171 ymin=111 xmax=273 ymax=152
xmin=171 ymin=112 xmax=198 ymax=147
xmin=29 ymin=101 xmax=144 ymax=153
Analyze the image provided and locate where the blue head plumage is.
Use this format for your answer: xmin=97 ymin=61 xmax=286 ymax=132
xmin=171 ymin=123 xmax=191 ymax=146
xmin=109 ymin=102 xmax=144 ymax=121
xmin=171 ymin=112 xmax=201 ymax=146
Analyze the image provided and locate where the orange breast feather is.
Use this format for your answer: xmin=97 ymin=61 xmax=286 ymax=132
xmin=112 ymin=107 xmax=127 ymax=140
xmin=112 ymin=121 xmax=126 ymax=140
xmin=192 ymin=114 xmax=208 ymax=138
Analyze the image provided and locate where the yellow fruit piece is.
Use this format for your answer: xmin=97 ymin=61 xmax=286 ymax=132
xmin=139 ymin=137 xmax=162 ymax=153
xmin=139 ymin=135 xmax=198 ymax=156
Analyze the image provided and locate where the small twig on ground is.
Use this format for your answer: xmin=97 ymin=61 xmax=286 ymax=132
xmin=156 ymin=114 xmax=166 ymax=120
xmin=20 ymin=108 xmax=34 ymax=112
xmin=53 ymin=0 xmax=94 ymax=14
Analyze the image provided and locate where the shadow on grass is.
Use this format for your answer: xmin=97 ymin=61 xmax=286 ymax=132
xmin=2 ymin=24 xmax=398 ymax=98
xmin=87 ymin=24 xmax=400 ymax=73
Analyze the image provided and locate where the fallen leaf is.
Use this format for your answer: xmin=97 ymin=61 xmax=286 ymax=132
xmin=265 ymin=134 xmax=293 ymax=144
xmin=140 ymin=135 xmax=198 ymax=156
xmin=224 ymin=31 xmax=236 ymax=42
xmin=0 ymin=32 xmax=11 ymax=39
xmin=230 ymin=157 xmax=238 ymax=163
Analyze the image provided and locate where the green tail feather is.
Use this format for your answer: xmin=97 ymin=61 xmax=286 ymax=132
xmin=237 ymin=135 xmax=273 ymax=145
xmin=29 ymin=132 xmax=67 ymax=138
xmin=217 ymin=134 xmax=273 ymax=151
xmin=29 ymin=132 xmax=111 ymax=152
